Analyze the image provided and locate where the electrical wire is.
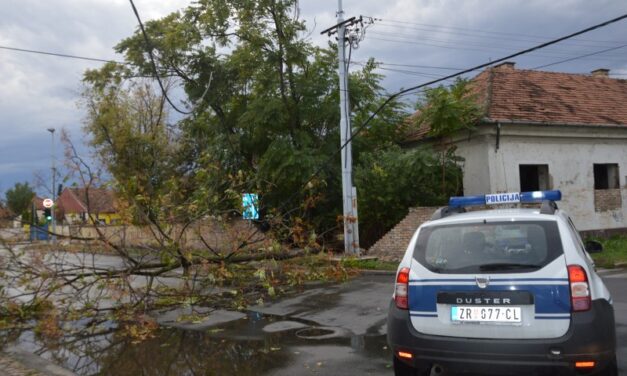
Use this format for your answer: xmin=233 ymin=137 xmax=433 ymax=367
xmin=128 ymin=0 xmax=193 ymax=115
xmin=368 ymin=16 xmax=627 ymax=46
xmin=0 ymin=45 xmax=126 ymax=65
xmin=533 ymin=43 xmax=627 ymax=69
xmin=368 ymin=29 xmax=627 ymax=58
xmin=367 ymin=35 xmax=627 ymax=62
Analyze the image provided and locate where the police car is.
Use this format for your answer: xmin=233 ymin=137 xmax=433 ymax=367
xmin=387 ymin=190 xmax=617 ymax=376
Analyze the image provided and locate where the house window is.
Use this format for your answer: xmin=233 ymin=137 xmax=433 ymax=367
xmin=593 ymin=164 xmax=621 ymax=211
xmin=593 ymin=164 xmax=619 ymax=189
xmin=519 ymin=165 xmax=550 ymax=191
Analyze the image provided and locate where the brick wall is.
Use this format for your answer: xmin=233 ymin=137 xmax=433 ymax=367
xmin=594 ymin=189 xmax=622 ymax=212
xmin=366 ymin=207 xmax=438 ymax=261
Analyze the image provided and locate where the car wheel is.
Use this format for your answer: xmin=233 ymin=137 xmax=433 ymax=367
xmin=393 ymin=356 xmax=432 ymax=376
xmin=597 ymin=356 xmax=618 ymax=376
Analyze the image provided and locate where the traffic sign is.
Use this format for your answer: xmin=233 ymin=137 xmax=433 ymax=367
xmin=43 ymin=198 xmax=54 ymax=208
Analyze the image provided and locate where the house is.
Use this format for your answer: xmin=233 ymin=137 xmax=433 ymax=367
xmin=0 ymin=203 xmax=11 ymax=227
xmin=406 ymin=62 xmax=627 ymax=233
xmin=57 ymin=187 xmax=121 ymax=225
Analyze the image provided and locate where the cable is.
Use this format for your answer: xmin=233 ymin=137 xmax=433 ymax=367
xmin=0 ymin=45 xmax=126 ymax=65
xmin=367 ymin=35 xmax=627 ymax=62
xmin=362 ymin=61 xmax=464 ymax=71
xmin=368 ymin=16 xmax=627 ymax=46
xmin=533 ymin=43 xmax=627 ymax=69
xmin=368 ymin=29 xmax=627 ymax=58
xmin=128 ymin=0 xmax=193 ymax=115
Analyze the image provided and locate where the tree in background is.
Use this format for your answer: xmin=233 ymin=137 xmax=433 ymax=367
xmin=5 ymin=182 xmax=35 ymax=222
xmin=82 ymin=0 xmax=404 ymax=250
xmin=414 ymin=78 xmax=483 ymax=193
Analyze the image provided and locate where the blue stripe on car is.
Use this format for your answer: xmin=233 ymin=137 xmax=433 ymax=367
xmin=408 ymin=284 xmax=571 ymax=314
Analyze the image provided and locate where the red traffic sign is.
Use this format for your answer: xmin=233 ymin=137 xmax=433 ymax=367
xmin=43 ymin=198 xmax=54 ymax=208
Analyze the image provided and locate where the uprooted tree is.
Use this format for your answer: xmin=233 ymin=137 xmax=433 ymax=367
xmin=0 ymin=0 xmax=467 ymax=345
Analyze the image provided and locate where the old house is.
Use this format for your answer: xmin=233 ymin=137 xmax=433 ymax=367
xmin=57 ymin=187 xmax=120 ymax=225
xmin=406 ymin=62 xmax=627 ymax=233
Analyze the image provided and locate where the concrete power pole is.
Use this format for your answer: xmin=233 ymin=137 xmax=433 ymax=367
xmin=321 ymin=3 xmax=371 ymax=254
xmin=47 ymin=127 xmax=56 ymax=244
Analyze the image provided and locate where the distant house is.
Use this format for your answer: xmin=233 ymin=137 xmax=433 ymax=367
xmin=406 ymin=62 xmax=627 ymax=233
xmin=57 ymin=187 xmax=120 ymax=225
xmin=0 ymin=204 xmax=11 ymax=227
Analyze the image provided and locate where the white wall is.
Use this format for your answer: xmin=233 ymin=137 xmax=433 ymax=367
xmin=453 ymin=134 xmax=493 ymax=195
xmin=455 ymin=124 xmax=627 ymax=231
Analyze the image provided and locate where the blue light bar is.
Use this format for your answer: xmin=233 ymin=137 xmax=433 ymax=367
xmin=449 ymin=190 xmax=562 ymax=208
xmin=520 ymin=190 xmax=561 ymax=203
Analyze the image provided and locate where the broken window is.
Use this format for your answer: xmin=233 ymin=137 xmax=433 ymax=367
xmin=593 ymin=164 xmax=621 ymax=211
xmin=593 ymin=164 xmax=619 ymax=189
xmin=519 ymin=165 xmax=550 ymax=192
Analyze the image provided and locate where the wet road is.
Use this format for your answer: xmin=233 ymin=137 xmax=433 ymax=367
xmin=7 ymin=271 xmax=627 ymax=375
xmin=601 ymin=269 xmax=627 ymax=374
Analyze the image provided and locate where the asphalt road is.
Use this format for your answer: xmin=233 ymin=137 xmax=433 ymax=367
xmin=600 ymin=269 xmax=627 ymax=374
xmin=252 ymin=270 xmax=627 ymax=376
xmin=7 ymin=270 xmax=627 ymax=375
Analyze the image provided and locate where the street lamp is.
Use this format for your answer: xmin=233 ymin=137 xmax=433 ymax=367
xmin=47 ymin=127 xmax=56 ymax=244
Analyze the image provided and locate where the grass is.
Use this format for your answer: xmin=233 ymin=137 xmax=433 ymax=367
xmin=339 ymin=257 xmax=399 ymax=271
xmin=589 ymin=236 xmax=627 ymax=269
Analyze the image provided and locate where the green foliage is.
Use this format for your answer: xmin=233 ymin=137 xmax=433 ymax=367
xmin=415 ymin=78 xmax=483 ymax=138
xmin=80 ymin=0 xmax=469 ymax=255
xmin=4 ymin=182 xmax=35 ymax=221
xmin=354 ymin=146 xmax=462 ymax=247
xmin=589 ymin=236 xmax=627 ymax=268
xmin=340 ymin=257 xmax=398 ymax=271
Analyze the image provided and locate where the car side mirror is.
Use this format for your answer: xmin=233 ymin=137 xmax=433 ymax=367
xmin=584 ymin=240 xmax=603 ymax=254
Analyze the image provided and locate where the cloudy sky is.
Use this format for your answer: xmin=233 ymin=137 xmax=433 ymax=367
xmin=1 ymin=0 xmax=626 ymax=196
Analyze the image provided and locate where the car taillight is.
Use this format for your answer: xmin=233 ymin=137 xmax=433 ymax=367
xmin=395 ymin=267 xmax=410 ymax=310
xmin=568 ymin=265 xmax=591 ymax=312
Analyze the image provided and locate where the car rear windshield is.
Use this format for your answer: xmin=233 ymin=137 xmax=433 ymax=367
xmin=413 ymin=220 xmax=563 ymax=274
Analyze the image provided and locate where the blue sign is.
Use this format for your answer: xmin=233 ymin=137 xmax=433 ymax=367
xmin=242 ymin=193 xmax=259 ymax=220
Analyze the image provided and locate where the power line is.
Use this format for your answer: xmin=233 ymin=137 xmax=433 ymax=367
xmin=368 ymin=16 xmax=627 ymax=46
xmin=0 ymin=45 xmax=126 ymax=65
xmin=533 ymin=43 xmax=627 ymax=69
xmin=128 ymin=0 xmax=193 ymax=115
xmin=364 ymin=61 xmax=464 ymax=71
xmin=369 ymin=29 xmax=627 ymax=58
xmin=367 ymin=35 xmax=627 ymax=62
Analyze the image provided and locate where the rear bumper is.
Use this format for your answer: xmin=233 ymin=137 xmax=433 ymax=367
xmin=387 ymin=299 xmax=616 ymax=375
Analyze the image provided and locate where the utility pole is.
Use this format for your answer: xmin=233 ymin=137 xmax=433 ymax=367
xmin=47 ymin=127 xmax=56 ymax=244
xmin=321 ymin=6 xmax=372 ymax=254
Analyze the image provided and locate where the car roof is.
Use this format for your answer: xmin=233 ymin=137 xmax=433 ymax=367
xmin=425 ymin=208 xmax=563 ymax=227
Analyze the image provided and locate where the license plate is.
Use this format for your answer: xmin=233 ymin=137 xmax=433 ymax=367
xmin=451 ymin=306 xmax=521 ymax=323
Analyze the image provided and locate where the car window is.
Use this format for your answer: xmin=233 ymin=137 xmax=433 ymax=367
xmin=414 ymin=220 xmax=563 ymax=274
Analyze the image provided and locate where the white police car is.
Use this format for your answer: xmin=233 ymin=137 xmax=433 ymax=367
xmin=387 ymin=190 xmax=617 ymax=376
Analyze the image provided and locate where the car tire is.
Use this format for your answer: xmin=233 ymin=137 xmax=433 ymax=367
xmin=597 ymin=356 xmax=618 ymax=376
xmin=393 ymin=356 xmax=430 ymax=376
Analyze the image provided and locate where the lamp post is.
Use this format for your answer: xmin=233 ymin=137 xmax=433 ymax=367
xmin=47 ymin=127 xmax=56 ymax=244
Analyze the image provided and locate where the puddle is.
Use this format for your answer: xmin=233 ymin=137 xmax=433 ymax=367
xmin=3 ymin=312 xmax=392 ymax=375
xmin=295 ymin=327 xmax=345 ymax=340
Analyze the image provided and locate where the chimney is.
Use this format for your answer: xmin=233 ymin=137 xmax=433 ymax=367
xmin=494 ymin=61 xmax=515 ymax=70
xmin=591 ymin=68 xmax=609 ymax=77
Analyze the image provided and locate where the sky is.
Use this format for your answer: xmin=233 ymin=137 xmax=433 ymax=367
xmin=1 ymin=0 xmax=626 ymax=197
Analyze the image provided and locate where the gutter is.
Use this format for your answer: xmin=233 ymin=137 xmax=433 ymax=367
xmin=482 ymin=117 xmax=627 ymax=129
